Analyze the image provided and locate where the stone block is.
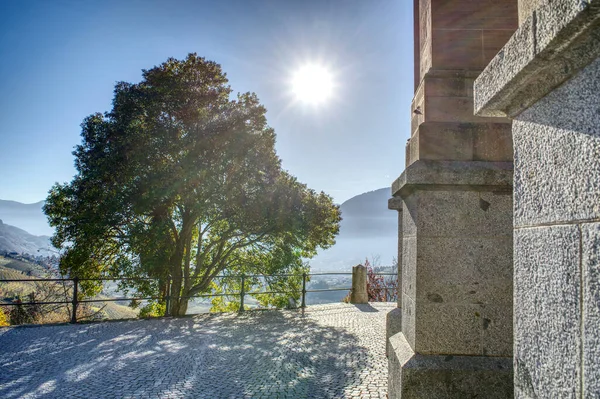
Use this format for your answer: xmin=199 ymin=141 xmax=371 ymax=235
xmin=417 ymin=123 xmax=474 ymax=161
xmin=432 ymin=0 xmax=518 ymax=30
xmin=392 ymin=160 xmax=513 ymax=200
xmin=514 ymin=225 xmax=581 ymax=398
xmin=402 ymin=294 xmax=416 ymax=350
xmin=474 ymin=0 xmax=600 ymax=117
xmin=407 ymin=132 xmax=420 ymax=166
xmin=388 ymin=197 xmax=403 ymax=211
xmin=472 ymin=124 xmax=513 ymax=162
xmin=388 ymin=332 xmax=513 ymax=399
xmin=402 ymin=236 xmax=416 ymax=298
xmin=418 ymin=0 xmax=431 ymax=51
xmin=411 ymin=122 xmax=512 ymax=163
xmin=483 ymin=29 xmax=516 ymax=66
xmin=534 ymin=0 xmax=594 ymax=52
xmin=405 ymin=137 xmax=411 ymax=168
xmin=426 ymin=96 xmax=480 ymax=124
xmin=513 ymin=56 xmax=600 ymax=227
xmin=427 ymin=96 xmax=505 ymax=126
xmin=481 ymin=303 xmax=513 ymax=357
xmin=386 ymin=307 xmax=403 ymax=357
xmin=415 ymin=302 xmax=483 ymax=355
xmin=518 ymin=0 xmax=544 ymax=24
xmin=411 ymin=82 xmax=425 ymax=135
xmin=416 ymin=190 xmax=513 ymax=238
xmin=474 ymin=15 xmax=536 ymax=117
xmin=416 ymin=236 xmax=513 ymax=306
xmin=402 ymin=198 xmax=417 ymax=238
xmin=420 ymin=39 xmax=433 ymax=81
xmin=432 ymin=29 xmax=484 ymax=70
xmin=424 ymin=76 xmax=473 ymax=98
xmin=582 ymin=222 xmax=600 ymax=397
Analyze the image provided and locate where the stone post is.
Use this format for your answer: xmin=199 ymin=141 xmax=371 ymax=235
xmin=474 ymin=1 xmax=600 ymax=397
xmin=388 ymin=1 xmax=518 ymax=397
xmin=350 ymin=264 xmax=368 ymax=304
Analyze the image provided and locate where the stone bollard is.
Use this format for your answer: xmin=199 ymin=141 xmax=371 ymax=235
xmin=350 ymin=264 xmax=368 ymax=304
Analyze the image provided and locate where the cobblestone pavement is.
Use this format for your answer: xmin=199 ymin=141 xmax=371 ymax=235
xmin=0 ymin=302 xmax=394 ymax=399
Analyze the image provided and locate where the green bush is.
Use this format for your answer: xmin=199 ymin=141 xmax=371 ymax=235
xmin=138 ymin=302 xmax=166 ymax=318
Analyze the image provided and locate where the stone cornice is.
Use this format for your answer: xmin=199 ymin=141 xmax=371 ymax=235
xmin=474 ymin=0 xmax=600 ymax=118
xmin=391 ymin=160 xmax=513 ymax=199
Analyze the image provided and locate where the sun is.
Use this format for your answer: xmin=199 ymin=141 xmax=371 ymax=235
xmin=291 ymin=64 xmax=334 ymax=105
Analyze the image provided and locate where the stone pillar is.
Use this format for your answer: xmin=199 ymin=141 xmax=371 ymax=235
xmin=386 ymin=197 xmax=403 ymax=357
xmin=474 ymin=1 xmax=600 ymax=397
xmin=350 ymin=264 xmax=368 ymax=304
xmin=388 ymin=1 xmax=518 ymax=397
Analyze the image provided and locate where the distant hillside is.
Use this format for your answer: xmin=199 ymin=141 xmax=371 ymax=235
xmin=309 ymin=188 xmax=398 ymax=271
xmin=338 ymin=188 xmax=396 ymax=238
xmin=0 ymin=200 xmax=53 ymax=236
xmin=0 ymin=255 xmax=48 ymax=277
xmin=0 ymin=220 xmax=52 ymax=255
xmin=339 ymin=188 xmax=392 ymax=218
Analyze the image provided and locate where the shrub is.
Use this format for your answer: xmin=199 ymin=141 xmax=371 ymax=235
xmin=0 ymin=307 xmax=9 ymax=327
xmin=8 ymin=293 xmax=42 ymax=325
xmin=138 ymin=302 xmax=166 ymax=318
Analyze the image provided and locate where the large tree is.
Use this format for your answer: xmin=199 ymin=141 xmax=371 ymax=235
xmin=45 ymin=54 xmax=340 ymax=316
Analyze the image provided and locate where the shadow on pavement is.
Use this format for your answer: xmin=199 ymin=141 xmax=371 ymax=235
xmin=0 ymin=308 xmax=378 ymax=399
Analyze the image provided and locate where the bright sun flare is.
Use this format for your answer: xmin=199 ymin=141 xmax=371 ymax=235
xmin=291 ymin=64 xmax=334 ymax=104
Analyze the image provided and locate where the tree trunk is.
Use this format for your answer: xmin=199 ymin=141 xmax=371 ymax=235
xmin=171 ymin=296 xmax=189 ymax=317
xmin=169 ymin=212 xmax=194 ymax=317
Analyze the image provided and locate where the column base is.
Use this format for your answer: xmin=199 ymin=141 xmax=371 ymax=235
xmin=388 ymin=333 xmax=513 ymax=399
xmin=386 ymin=307 xmax=402 ymax=357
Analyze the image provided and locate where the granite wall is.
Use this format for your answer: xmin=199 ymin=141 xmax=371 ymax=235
xmin=512 ymin=56 xmax=600 ymax=398
xmin=474 ymin=0 xmax=600 ymax=397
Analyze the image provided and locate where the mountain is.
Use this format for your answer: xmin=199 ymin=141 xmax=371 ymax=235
xmin=0 ymin=200 xmax=53 ymax=236
xmin=0 ymin=219 xmax=52 ymax=255
xmin=309 ymin=188 xmax=398 ymax=272
xmin=0 ymin=189 xmax=399 ymax=272
xmin=339 ymin=188 xmax=393 ymax=218
xmin=338 ymin=188 xmax=397 ymax=238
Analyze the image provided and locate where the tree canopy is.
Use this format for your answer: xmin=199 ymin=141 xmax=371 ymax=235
xmin=44 ymin=54 xmax=341 ymax=316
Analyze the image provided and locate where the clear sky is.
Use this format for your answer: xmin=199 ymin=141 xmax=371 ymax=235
xmin=0 ymin=0 xmax=413 ymax=205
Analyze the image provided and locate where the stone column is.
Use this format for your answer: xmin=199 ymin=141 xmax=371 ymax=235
xmin=474 ymin=1 xmax=600 ymax=397
xmin=350 ymin=264 xmax=368 ymax=304
xmin=388 ymin=1 xmax=518 ymax=397
xmin=386 ymin=198 xmax=403 ymax=357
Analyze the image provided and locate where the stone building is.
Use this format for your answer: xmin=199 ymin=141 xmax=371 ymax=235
xmin=387 ymin=0 xmax=599 ymax=397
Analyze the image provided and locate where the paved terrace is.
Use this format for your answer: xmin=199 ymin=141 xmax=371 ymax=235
xmin=0 ymin=303 xmax=394 ymax=399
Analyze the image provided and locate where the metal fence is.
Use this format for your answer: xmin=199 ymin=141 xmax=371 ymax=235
xmin=0 ymin=272 xmax=397 ymax=324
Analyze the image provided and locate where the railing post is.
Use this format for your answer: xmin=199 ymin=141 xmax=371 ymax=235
xmin=71 ymin=276 xmax=79 ymax=324
xmin=239 ymin=274 xmax=245 ymax=313
xmin=301 ymin=273 xmax=307 ymax=309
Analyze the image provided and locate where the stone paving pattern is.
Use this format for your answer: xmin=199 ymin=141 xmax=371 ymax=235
xmin=0 ymin=302 xmax=394 ymax=399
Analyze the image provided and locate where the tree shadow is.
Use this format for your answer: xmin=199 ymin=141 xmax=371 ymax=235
xmin=0 ymin=308 xmax=383 ymax=398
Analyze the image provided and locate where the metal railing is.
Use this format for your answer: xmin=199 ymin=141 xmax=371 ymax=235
xmin=0 ymin=272 xmax=397 ymax=324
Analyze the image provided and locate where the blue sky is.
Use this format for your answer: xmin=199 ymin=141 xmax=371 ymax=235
xmin=0 ymin=0 xmax=413 ymax=204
